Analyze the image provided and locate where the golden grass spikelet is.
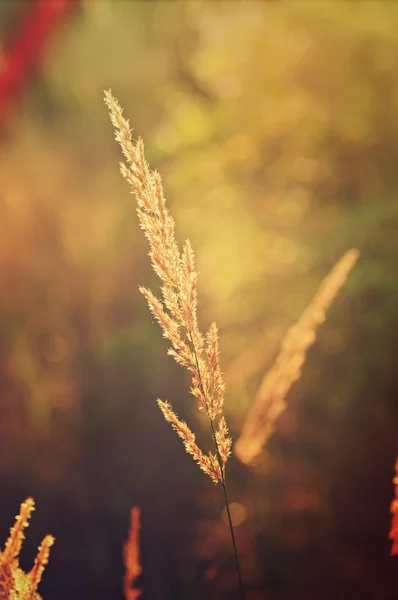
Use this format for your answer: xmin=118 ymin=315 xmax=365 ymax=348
xmin=2 ymin=498 xmax=35 ymax=565
xmin=123 ymin=507 xmax=142 ymax=600
xmin=157 ymin=400 xmax=222 ymax=483
xmin=28 ymin=535 xmax=55 ymax=597
xmin=139 ymin=287 xmax=181 ymax=345
xmin=234 ymin=249 xmax=359 ymax=465
xmin=205 ymin=323 xmax=225 ymax=420
xmin=105 ymin=90 xmax=229 ymax=483
xmin=216 ymin=417 xmax=232 ymax=466
xmin=389 ymin=457 xmax=398 ymax=556
xmin=0 ymin=499 xmax=54 ymax=600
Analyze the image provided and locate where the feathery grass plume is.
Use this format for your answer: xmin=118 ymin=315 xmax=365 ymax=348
xmin=234 ymin=249 xmax=359 ymax=465
xmin=104 ymin=90 xmax=243 ymax=598
xmin=123 ymin=507 xmax=142 ymax=600
xmin=389 ymin=457 xmax=398 ymax=556
xmin=104 ymin=89 xmax=231 ymax=480
xmin=0 ymin=498 xmax=54 ymax=600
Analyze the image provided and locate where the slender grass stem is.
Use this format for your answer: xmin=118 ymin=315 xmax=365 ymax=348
xmin=209 ymin=418 xmax=245 ymax=600
xmin=189 ymin=333 xmax=245 ymax=600
xmin=221 ymin=481 xmax=245 ymax=599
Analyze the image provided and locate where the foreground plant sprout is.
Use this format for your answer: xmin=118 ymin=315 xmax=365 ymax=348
xmin=104 ymin=90 xmax=243 ymax=598
xmin=0 ymin=498 xmax=54 ymax=600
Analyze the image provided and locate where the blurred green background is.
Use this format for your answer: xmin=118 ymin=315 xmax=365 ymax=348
xmin=0 ymin=1 xmax=397 ymax=599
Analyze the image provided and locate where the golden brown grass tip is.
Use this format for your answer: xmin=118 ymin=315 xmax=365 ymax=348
xmin=123 ymin=507 xmax=142 ymax=600
xmin=0 ymin=498 xmax=54 ymax=600
xmin=389 ymin=457 xmax=398 ymax=556
xmin=234 ymin=249 xmax=359 ymax=465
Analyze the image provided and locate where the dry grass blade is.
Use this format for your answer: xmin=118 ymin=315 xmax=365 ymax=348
xmin=123 ymin=507 xmax=142 ymax=600
xmin=389 ymin=457 xmax=398 ymax=556
xmin=234 ymin=249 xmax=359 ymax=465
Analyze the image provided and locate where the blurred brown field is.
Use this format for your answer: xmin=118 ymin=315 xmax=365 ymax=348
xmin=0 ymin=2 xmax=397 ymax=599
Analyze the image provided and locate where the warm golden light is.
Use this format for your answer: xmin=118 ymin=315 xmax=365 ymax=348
xmin=222 ymin=502 xmax=247 ymax=527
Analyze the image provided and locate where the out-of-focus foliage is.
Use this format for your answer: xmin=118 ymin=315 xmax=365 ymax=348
xmin=0 ymin=1 xmax=397 ymax=600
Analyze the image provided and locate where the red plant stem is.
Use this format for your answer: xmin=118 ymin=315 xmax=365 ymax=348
xmin=0 ymin=0 xmax=80 ymax=129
